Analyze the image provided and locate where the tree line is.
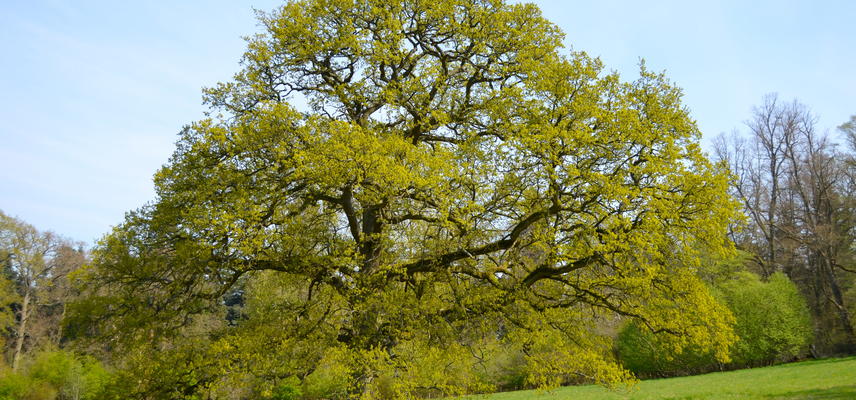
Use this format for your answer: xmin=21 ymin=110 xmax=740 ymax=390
xmin=0 ymin=211 xmax=107 ymax=399
xmin=714 ymin=96 xmax=856 ymax=356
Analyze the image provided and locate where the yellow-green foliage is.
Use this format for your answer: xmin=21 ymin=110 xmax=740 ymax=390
xmin=616 ymin=269 xmax=813 ymax=377
xmin=716 ymin=272 xmax=813 ymax=365
xmin=0 ymin=350 xmax=109 ymax=400
xmin=75 ymin=0 xmax=741 ymax=398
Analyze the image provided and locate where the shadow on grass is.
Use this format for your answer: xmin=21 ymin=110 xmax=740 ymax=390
xmin=766 ymin=385 xmax=856 ymax=399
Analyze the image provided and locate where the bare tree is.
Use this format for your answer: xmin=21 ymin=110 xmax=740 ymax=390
xmin=714 ymin=97 xmax=856 ymax=354
xmin=714 ymin=94 xmax=799 ymax=276
xmin=783 ymin=115 xmax=855 ymax=351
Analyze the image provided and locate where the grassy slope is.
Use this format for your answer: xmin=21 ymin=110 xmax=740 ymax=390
xmin=465 ymin=357 xmax=856 ymax=400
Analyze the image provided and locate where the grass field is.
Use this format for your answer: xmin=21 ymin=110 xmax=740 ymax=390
xmin=464 ymin=357 xmax=856 ymax=400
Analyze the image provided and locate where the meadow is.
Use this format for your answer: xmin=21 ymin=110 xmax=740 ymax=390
xmin=466 ymin=357 xmax=856 ymax=400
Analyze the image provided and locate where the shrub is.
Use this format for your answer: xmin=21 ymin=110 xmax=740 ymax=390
xmin=268 ymin=377 xmax=302 ymax=400
xmin=0 ymin=349 xmax=110 ymax=400
xmin=717 ymin=272 xmax=813 ymax=366
xmin=0 ymin=368 xmax=31 ymax=400
xmin=29 ymin=350 xmax=110 ymax=400
xmin=617 ymin=271 xmax=813 ymax=377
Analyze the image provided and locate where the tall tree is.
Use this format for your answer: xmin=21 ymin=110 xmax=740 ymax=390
xmin=714 ymin=94 xmax=803 ymax=277
xmin=76 ymin=0 xmax=739 ymax=396
xmin=0 ymin=211 xmax=57 ymax=370
xmin=715 ymin=99 xmax=856 ymax=354
xmin=784 ymin=113 xmax=854 ymax=351
xmin=0 ymin=211 xmax=83 ymax=370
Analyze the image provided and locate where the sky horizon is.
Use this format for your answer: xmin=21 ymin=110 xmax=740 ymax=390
xmin=1 ymin=0 xmax=854 ymax=244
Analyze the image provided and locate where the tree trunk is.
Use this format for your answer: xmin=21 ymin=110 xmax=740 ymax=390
xmin=824 ymin=261 xmax=856 ymax=351
xmin=56 ymin=302 xmax=67 ymax=343
xmin=768 ymin=154 xmax=778 ymax=274
xmin=12 ymin=288 xmax=31 ymax=371
xmin=360 ymin=205 xmax=384 ymax=273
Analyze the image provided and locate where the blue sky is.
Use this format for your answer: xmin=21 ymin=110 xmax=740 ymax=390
xmin=1 ymin=1 xmax=854 ymax=244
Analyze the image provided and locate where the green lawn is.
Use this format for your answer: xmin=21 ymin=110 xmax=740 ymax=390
xmin=464 ymin=357 xmax=856 ymax=400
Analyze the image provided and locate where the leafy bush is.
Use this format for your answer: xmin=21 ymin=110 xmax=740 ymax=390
xmin=717 ymin=272 xmax=813 ymax=366
xmin=0 ymin=349 xmax=110 ymax=400
xmin=301 ymin=351 xmax=350 ymax=400
xmin=0 ymin=368 xmax=31 ymax=400
xmin=267 ymin=377 xmax=302 ymax=400
xmin=29 ymin=350 xmax=110 ymax=400
xmin=616 ymin=271 xmax=813 ymax=377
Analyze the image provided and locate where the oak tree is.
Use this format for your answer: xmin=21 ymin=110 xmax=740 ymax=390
xmin=77 ymin=0 xmax=739 ymax=396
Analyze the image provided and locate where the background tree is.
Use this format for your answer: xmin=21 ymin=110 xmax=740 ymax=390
xmin=0 ymin=211 xmax=59 ymax=370
xmin=837 ymin=115 xmax=856 ymax=348
xmin=713 ymin=95 xmax=801 ymax=277
xmin=75 ymin=0 xmax=739 ymax=397
xmin=0 ymin=211 xmax=83 ymax=370
xmin=0 ymin=212 xmax=109 ymax=400
xmin=714 ymin=98 xmax=856 ymax=355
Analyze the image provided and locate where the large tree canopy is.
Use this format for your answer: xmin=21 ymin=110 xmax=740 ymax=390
xmin=76 ymin=0 xmax=739 ymax=397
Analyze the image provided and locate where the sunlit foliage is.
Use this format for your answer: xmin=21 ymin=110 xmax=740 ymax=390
xmin=73 ymin=0 xmax=740 ymax=397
